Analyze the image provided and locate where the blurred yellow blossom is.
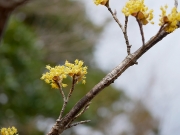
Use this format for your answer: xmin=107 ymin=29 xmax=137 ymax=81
xmin=41 ymin=64 xmax=69 ymax=89
xmin=122 ymin=0 xmax=154 ymax=25
xmin=41 ymin=60 xmax=87 ymax=89
xmin=0 ymin=126 xmax=18 ymax=135
xmin=65 ymin=59 xmax=87 ymax=84
xmin=93 ymin=0 xmax=108 ymax=5
xmin=159 ymin=5 xmax=180 ymax=32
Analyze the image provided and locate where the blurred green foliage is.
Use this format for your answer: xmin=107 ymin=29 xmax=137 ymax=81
xmin=0 ymin=0 xmax=123 ymax=135
xmin=0 ymin=18 xmax=46 ymax=134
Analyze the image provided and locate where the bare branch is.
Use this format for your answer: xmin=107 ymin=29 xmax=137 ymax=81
xmin=124 ymin=16 xmax=131 ymax=55
xmin=52 ymin=76 xmax=67 ymax=120
xmin=106 ymin=4 xmax=132 ymax=55
xmin=67 ymin=76 xmax=77 ymax=99
xmin=0 ymin=8 xmax=11 ymax=41
xmin=0 ymin=0 xmax=29 ymax=42
xmin=136 ymin=18 xmax=145 ymax=46
xmin=175 ymin=0 xmax=178 ymax=8
xmin=65 ymin=120 xmax=91 ymax=130
xmin=0 ymin=0 xmax=29 ymax=9
xmin=72 ymin=102 xmax=90 ymax=122
xmin=47 ymin=1 xmax=180 ymax=135
xmin=106 ymin=5 xmax=124 ymax=31
xmin=47 ymin=29 xmax=169 ymax=135
xmin=65 ymin=102 xmax=90 ymax=128
xmin=174 ymin=0 xmax=180 ymax=27
xmin=59 ymin=76 xmax=77 ymax=120
xmin=154 ymin=23 xmax=167 ymax=40
xmin=58 ymin=87 xmax=66 ymax=120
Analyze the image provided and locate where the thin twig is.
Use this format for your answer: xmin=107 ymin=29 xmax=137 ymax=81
xmin=61 ymin=99 xmax=90 ymax=132
xmin=52 ymin=76 xmax=67 ymax=120
xmin=72 ymin=102 xmax=90 ymax=121
xmin=150 ymin=23 xmax=167 ymax=42
xmin=124 ymin=16 xmax=131 ymax=55
xmin=66 ymin=102 xmax=90 ymax=127
xmin=136 ymin=18 xmax=145 ymax=46
xmin=106 ymin=5 xmax=124 ymax=31
xmin=175 ymin=0 xmax=178 ymax=8
xmin=106 ymin=4 xmax=131 ymax=55
xmin=49 ymin=76 xmax=67 ymax=132
xmin=59 ymin=76 xmax=78 ymax=120
xmin=58 ymin=84 xmax=67 ymax=120
xmin=65 ymin=120 xmax=91 ymax=130
xmin=156 ymin=23 xmax=166 ymax=37
xmin=67 ymin=76 xmax=77 ymax=99
xmin=174 ymin=0 xmax=180 ymax=27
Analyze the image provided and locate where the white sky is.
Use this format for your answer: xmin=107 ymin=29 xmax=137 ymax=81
xmin=82 ymin=0 xmax=180 ymax=135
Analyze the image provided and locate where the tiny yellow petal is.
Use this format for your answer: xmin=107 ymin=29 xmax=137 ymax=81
xmin=62 ymin=84 xmax=68 ymax=87
xmin=82 ymin=80 xmax=86 ymax=84
xmin=46 ymin=65 xmax=51 ymax=70
xmin=122 ymin=0 xmax=154 ymax=24
xmin=93 ymin=0 xmax=108 ymax=5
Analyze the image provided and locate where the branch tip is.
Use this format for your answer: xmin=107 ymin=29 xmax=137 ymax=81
xmin=114 ymin=9 xmax=117 ymax=15
xmin=175 ymin=0 xmax=178 ymax=8
xmin=65 ymin=120 xmax=91 ymax=129
xmin=107 ymin=6 xmax=124 ymax=31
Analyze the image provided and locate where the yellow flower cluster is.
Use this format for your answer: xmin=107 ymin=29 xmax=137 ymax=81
xmin=65 ymin=59 xmax=87 ymax=84
xmin=122 ymin=0 xmax=154 ymax=25
xmin=94 ymin=0 xmax=108 ymax=5
xmin=41 ymin=60 xmax=87 ymax=89
xmin=41 ymin=65 xmax=69 ymax=89
xmin=159 ymin=5 xmax=180 ymax=32
xmin=0 ymin=127 xmax=18 ymax=135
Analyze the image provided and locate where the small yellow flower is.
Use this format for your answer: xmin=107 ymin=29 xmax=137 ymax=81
xmin=65 ymin=59 xmax=88 ymax=84
xmin=93 ymin=0 xmax=108 ymax=5
xmin=41 ymin=65 xmax=69 ymax=89
xmin=0 ymin=126 xmax=18 ymax=135
xmin=122 ymin=0 xmax=154 ymax=25
xmin=159 ymin=6 xmax=180 ymax=32
xmin=41 ymin=60 xmax=88 ymax=89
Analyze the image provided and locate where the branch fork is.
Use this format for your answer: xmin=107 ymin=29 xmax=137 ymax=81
xmin=105 ymin=5 xmax=132 ymax=55
xmin=48 ymin=75 xmax=91 ymax=135
xmin=47 ymin=0 xmax=179 ymax=134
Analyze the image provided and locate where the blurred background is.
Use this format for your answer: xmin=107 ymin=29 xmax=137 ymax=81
xmin=0 ymin=0 xmax=179 ymax=135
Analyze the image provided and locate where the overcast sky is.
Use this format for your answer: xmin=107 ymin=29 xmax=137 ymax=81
xmin=82 ymin=0 xmax=180 ymax=135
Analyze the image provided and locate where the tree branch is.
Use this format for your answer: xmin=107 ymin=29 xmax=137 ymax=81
xmin=175 ymin=0 xmax=178 ymax=8
xmin=124 ymin=16 xmax=131 ymax=55
xmin=106 ymin=5 xmax=124 ymax=32
xmin=136 ymin=18 xmax=145 ymax=46
xmin=47 ymin=28 xmax=169 ymax=135
xmin=0 ymin=0 xmax=29 ymax=9
xmin=0 ymin=8 xmax=11 ymax=41
xmin=58 ymin=85 xmax=66 ymax=120
xmin=106 ymin=4 xmax=132 ymax=55
xmin=65 ymin=120 xmax=91 ymax=130
xmin=70 ymin=102 xmax=90 ymax=123
xmin=0 ymin=0 xmax=29 ymax=42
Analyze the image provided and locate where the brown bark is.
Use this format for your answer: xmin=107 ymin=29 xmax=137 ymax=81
xmin=48 ymin=30 xmax=169 ymax=135
xmin=0 ymin=0 xmax=29 ymax=42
